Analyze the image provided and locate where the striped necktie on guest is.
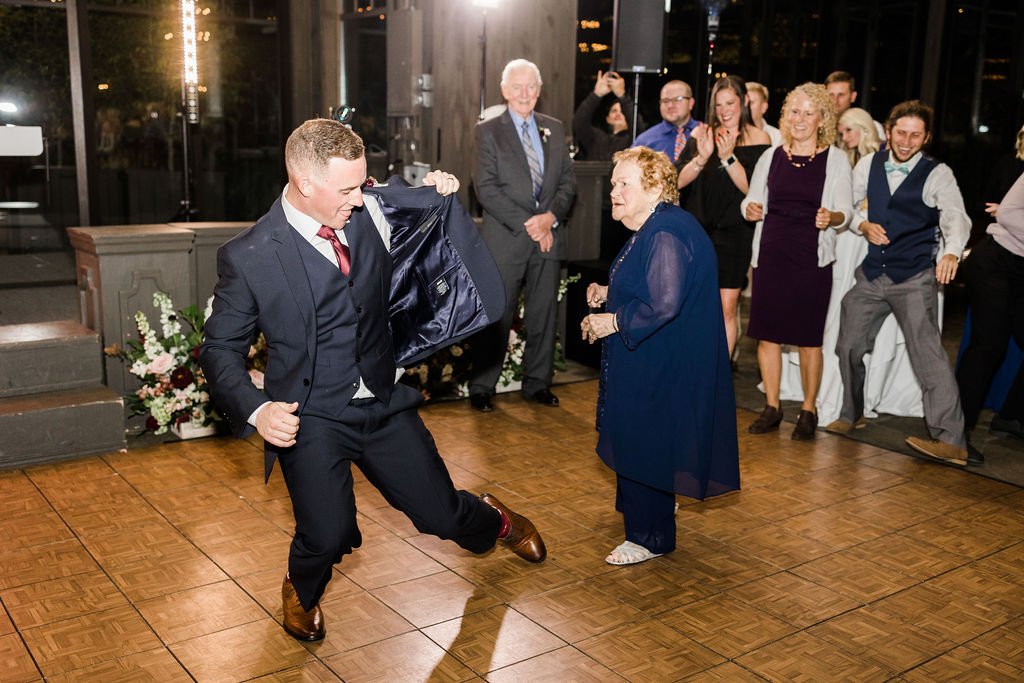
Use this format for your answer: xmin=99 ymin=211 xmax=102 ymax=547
xmin=520 ymin=121 xmax=543 ymax=203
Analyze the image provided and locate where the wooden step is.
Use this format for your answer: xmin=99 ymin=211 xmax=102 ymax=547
xmin=0 ymin=320 xmax=103 ymax=398
xmin=0 ymin=386 xmax=126 ymax=469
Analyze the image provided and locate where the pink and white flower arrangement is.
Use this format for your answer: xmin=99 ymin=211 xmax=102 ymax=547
xmin=107 ymin=291 xmax=217 ymax=434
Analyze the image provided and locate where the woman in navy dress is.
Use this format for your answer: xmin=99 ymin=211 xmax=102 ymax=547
xmin=581 ymin=147 xmax=740 ymax=565
xmin=741 ymin=83 xmax=853 ymax=440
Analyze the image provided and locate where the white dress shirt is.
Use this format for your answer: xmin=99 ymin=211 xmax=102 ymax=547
xmin=850 ymin=151 xmax=970 ymax=260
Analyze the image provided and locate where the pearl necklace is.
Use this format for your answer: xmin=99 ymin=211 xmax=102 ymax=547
xmin=785 ymin=146 xmax=817 ymax=168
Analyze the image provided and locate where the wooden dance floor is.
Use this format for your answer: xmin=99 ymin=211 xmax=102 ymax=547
xmin=1 ymin=380 xmax=1022 ymax=681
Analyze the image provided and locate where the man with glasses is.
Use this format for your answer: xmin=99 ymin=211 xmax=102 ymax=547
xmin=632 ymin=80 xmax=700 ymax=163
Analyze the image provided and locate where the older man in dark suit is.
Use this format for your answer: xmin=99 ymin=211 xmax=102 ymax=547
xmin=468 ymin=58 xmax=577 ymax=412
xmin=200 ymin=118 xmax=545 ymax=644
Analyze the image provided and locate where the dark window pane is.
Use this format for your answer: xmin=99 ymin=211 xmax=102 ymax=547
xmin=89 ymin=8 xmax=183 ymax=223
xmin=195 ymin=13 xmax=284 ymax=220
xmin=343 ymin=14 xmax=387 ymax=153
xmin=88 ymin=3 xmax=283 ymax=223
xmin=0 ymin=5 xmax=79 ymax=252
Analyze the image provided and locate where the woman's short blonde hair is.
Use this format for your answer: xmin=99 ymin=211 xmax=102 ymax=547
xmin=1016 ymin=124 xmax=1024 ymax=161
xmin=779 ymin=82 xmax=837 ymax=149
xmin=611 ymin=146 xmax=679 ymax=205
xmin=838 ymin=107 xmax=881 ymax=166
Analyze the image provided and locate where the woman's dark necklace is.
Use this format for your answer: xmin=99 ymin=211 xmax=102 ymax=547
xmin=785 ymin=145 xmax=817 ymax=168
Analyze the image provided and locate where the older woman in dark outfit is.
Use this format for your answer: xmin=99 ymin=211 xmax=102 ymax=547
xmin=581 ymin=147 xmax=740 ymax=565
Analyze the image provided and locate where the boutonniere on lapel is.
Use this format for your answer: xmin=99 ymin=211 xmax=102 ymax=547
xmin=540 ymin=127 xmax=551 ymax=144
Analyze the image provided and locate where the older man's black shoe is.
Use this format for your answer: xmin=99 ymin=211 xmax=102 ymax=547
xmin=470 ymin=393 xmax=494 ymax=412
xmin=527 ymin=388 xmax=559 ymax=406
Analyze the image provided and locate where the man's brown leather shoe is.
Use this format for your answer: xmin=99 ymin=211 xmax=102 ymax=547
xmin=480 ymin=493 xmax=547 ymax=563
xmin=825 ymin=417 xmax=867 ymax=435
xmin=905 ymin=437 xmax=968 ymax=467
xmin=281 ymin=577 xmax=325 ymax=641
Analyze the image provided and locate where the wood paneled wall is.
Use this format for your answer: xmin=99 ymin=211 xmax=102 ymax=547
xmin=422 ymin=0 xmax=578 ymax=207
xmin=291 ymin=1 xmax=578 ymax=207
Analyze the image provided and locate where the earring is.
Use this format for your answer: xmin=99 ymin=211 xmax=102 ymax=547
xmin=649 ymin=205 xmax=657 ymax=213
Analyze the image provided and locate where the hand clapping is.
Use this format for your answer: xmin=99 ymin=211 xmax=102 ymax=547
xmin=715 ymin=126 xmax=737 ymax=159
xmin=692 ymin=124 xmax=715 ymax=163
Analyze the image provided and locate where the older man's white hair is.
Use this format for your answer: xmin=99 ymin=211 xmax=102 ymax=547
xmin=500 ymin=59 xmax=543 ymax=87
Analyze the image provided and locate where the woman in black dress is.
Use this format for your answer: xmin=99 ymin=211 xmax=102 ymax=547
xmin=677 ymin=75 xmax=771 ymax=358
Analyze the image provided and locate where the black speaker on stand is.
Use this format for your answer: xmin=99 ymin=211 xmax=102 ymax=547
xmin=612 ymin=0 xmax=666 ymax=141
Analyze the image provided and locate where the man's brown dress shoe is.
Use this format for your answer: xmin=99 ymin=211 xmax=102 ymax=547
xmin=905 ymin=437 xmax=968 ymax=467
xmin=480 ymin=492 xmax=547 ymax=563
xmin=281 ymin=577 xmax=325 ymax=641
xmin=825 ymin=417 xmax=867 ymax=435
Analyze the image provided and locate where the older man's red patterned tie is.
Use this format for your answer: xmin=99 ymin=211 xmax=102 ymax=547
xmin=316 ymin=225 xmax=351 ymax=276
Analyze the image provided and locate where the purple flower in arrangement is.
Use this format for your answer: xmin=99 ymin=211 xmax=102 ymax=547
xmin=170 ymin=366 xmax=195 ymax=389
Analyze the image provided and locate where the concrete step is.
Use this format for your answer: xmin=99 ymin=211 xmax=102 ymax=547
xmin=0 ymin=386 xmax=126 ymax=469
xmin=0 ymin=321 xmax=103 ymax=398
xmin=0 ymin=285 xmax=80 ymax=326
xmin=0 ymin=252 xmax=76 ymax=288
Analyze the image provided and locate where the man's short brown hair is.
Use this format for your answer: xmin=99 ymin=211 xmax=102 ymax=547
xmin=825 ymin=71 xmax=856 ymax=90
xmin=885 ymin=100 xmax=934 ymax=136
xmin=285 ymin=118 xmax=364 ymax=178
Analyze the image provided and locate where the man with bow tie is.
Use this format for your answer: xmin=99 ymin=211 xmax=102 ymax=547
xmin=829 ymin=100 xmax=971 ymax=466
xmin=467 ymin=58 xmax=576 ymax=412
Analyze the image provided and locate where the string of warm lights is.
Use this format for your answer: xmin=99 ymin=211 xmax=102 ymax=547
xmin=181 ymin=0 xmax=199 ymax=124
